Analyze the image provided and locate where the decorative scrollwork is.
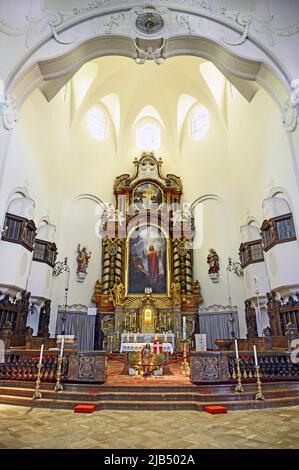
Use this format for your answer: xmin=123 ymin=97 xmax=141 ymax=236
xmin=281 ymin=81 xmax=299 ymax=133
xmin=104 ymin=13 xmax=125 ymax=34
xmin=2 ymin=96 xmax=18 ymax=130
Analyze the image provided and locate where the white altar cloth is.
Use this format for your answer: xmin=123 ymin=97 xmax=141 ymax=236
xmin=120 ymin=342 xmax=173 ymax=353
xmin=121 ymin=333 xmax=175 ymax=348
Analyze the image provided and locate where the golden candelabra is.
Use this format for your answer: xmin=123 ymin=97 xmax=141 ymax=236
xmin=234 ymin=358 xmax=244 ymax=393
xmin=181 ymin=340 xmax=190 ymax=376
xmin=54 ymin=356 xmax=64 ymax=392
xmin=32 ymin=364 xmax=43 ymax=399
xmin=255 ymin=365 xmax=265 ymax=400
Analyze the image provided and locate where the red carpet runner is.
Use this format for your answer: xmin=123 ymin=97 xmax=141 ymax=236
xmin=106 ymin=355 xmax=192 ymax=386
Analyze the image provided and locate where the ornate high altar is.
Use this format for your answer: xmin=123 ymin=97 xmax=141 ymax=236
xmin=92 ymin=153 xmax=203 ymax=351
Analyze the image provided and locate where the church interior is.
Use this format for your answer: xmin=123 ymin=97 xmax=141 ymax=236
xmin=0 ymin=0 xmax=299 ymax=452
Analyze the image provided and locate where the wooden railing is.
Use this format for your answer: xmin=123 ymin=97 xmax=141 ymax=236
xmin=191 ymin=351 xmax=299 ymax=384
xmin=228 ymin=352 xmax=299 ymax=381
xmin=0 ymin=349 xmax=107 ymax=384
xmin=0 ymin=350 xmax=68 ymax=382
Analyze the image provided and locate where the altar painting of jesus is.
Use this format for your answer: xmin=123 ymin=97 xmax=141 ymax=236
xmin=128 ymin=226 xmax=167 ymax=294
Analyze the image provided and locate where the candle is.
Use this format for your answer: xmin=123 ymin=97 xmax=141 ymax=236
xmin=253 ymin=344 xmax=258 ymax=366
xmin=65 ymin=270 xmax=70 ymax=290
xmin=39 ymin=344 xmax=44 ymax=366
xmin=234 ymin=339 xmax=239 ymax=360
xmin=183 ymin=316 xmax=186 ymax=340
xmin=60 ymin=337 xmax=65 ymax=358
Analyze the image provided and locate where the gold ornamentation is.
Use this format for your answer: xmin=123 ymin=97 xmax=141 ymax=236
xmin=177 ymin=240 xmax=187 ymax=256
xmin=110 ymin=280 xmax=125 ymax=306
xmin=170 ymin=281 xmax=182 ymax=305
xmin=54 ymin=356 xmax=64 ymax=392
xmin=92 ymin=280 xmax=102 ymax=305
xmin=255 ymin=365 xmax=265 ymax=400
xmin=107 ymin=241 xmax=118 ymax=256
xmin=234 ymin=358 xmax=244 ymax=393
xmin=32 ymin=364 xmax=43 ymax=400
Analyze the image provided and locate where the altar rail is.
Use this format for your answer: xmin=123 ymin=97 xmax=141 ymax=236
xmin=228 ymin=352 xmax=299 ymax=381
xmin=0 ymin=349 xmax=107 ymax=383
xmin=191 ymin=351 xmax=299 ymax=384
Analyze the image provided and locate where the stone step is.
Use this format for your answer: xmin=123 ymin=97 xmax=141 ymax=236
xmin=1 ymin=393 xmax=299 ymax=411
xmin=1 ymin=385 xmax=299 ymax=402
xmin=1 ymin=379 xmax=299 ymax=394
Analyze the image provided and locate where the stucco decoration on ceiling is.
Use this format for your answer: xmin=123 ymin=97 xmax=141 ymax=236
xmin=104 ymin=13 xmax=125 ymax=35
xmin=2 ymin=95 xmax=18 ymax=130
xmin=1 ymin=0 xmax=298 ymax=50
xmin=281 ymin=80 xmax=299 ymax=133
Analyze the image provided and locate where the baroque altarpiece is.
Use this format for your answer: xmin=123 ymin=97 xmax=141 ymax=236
xmin=92 ymin=153 xmax=202 ymax=351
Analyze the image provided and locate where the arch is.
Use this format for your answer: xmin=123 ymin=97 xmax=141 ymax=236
xmin=37 ymin=215 xmax=51 ymax=228
xmin=266 ymin=186 xmax=294 ymax=215
xmin=133 ymin=105 xmax=165 ymax=129
xmin=5 ymin=186 xmax=30 ymax=211
xmin=10 ymin=35 xmax=289 ymax=115
xmin=199 ymin=61 xmax=226 ymax=110
xmin=245 ymin=215 xmax=261 ymax=228
xmin=74 ymin=193 xmax=106 ymax=209
xmin=191 ymin=193 xmax=225 ymax=211
xmin=99 ymin=93 xmax=120 ymax=138
xmin=177 ymin=93 xmax=197 ymax=139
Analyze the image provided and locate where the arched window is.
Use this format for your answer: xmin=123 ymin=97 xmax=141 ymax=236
xmin=190 ymin=105 xmax=210 ymax=140
xmin=136 ymin=122 xmax=160 ymax=151
xmin=87 ymin=106 xmax=107 ymax=141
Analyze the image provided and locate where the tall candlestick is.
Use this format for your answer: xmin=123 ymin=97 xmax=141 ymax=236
xmin=234 ymin=339 xmax=239 ymax=360
xmin=60 ymin=337 xmax=64 ymax=358
xmin=253 ymin=344 xmax=258 ymax=366
xmin=39 ymin=344 xmax=44 ymax=366
xmin=65 ymin=270 xmax=70 ymax=290
xmin=183 ymin=316 xmax=186 ymax=340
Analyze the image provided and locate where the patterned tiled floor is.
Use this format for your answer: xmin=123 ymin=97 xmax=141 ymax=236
xmin=0 ymin=404 xmax=299 ymax=449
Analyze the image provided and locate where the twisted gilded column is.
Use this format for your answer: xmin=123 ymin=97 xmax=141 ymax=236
xmin=102 ymin=237 xmax=111 ymax=294
xmin=172 ymin=238 xmax=193 ymax=294
xmin=185 ymin=247 xmax=193 ymax=294
xmin=172 ymin=239 xmax=181 ymax=284
xmin=102 ymin=237 xmax=124 ymax=293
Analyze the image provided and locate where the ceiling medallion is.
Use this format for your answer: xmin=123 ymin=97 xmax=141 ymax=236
xmin=135 ymin=12 xmax=165 ymax=35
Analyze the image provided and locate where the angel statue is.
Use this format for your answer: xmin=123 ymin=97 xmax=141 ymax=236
xmin=171 ymin=203 xmax=192 ymax=226
xmin=110 ymin=279 xmax=125 ymax=306
xmin=102 ymin=203 xmax=125 ymax=227
xmin=170 ymin=282 xmax=182 ymax=306
xmin=76 ymin=244 xmax=91 ymax=274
